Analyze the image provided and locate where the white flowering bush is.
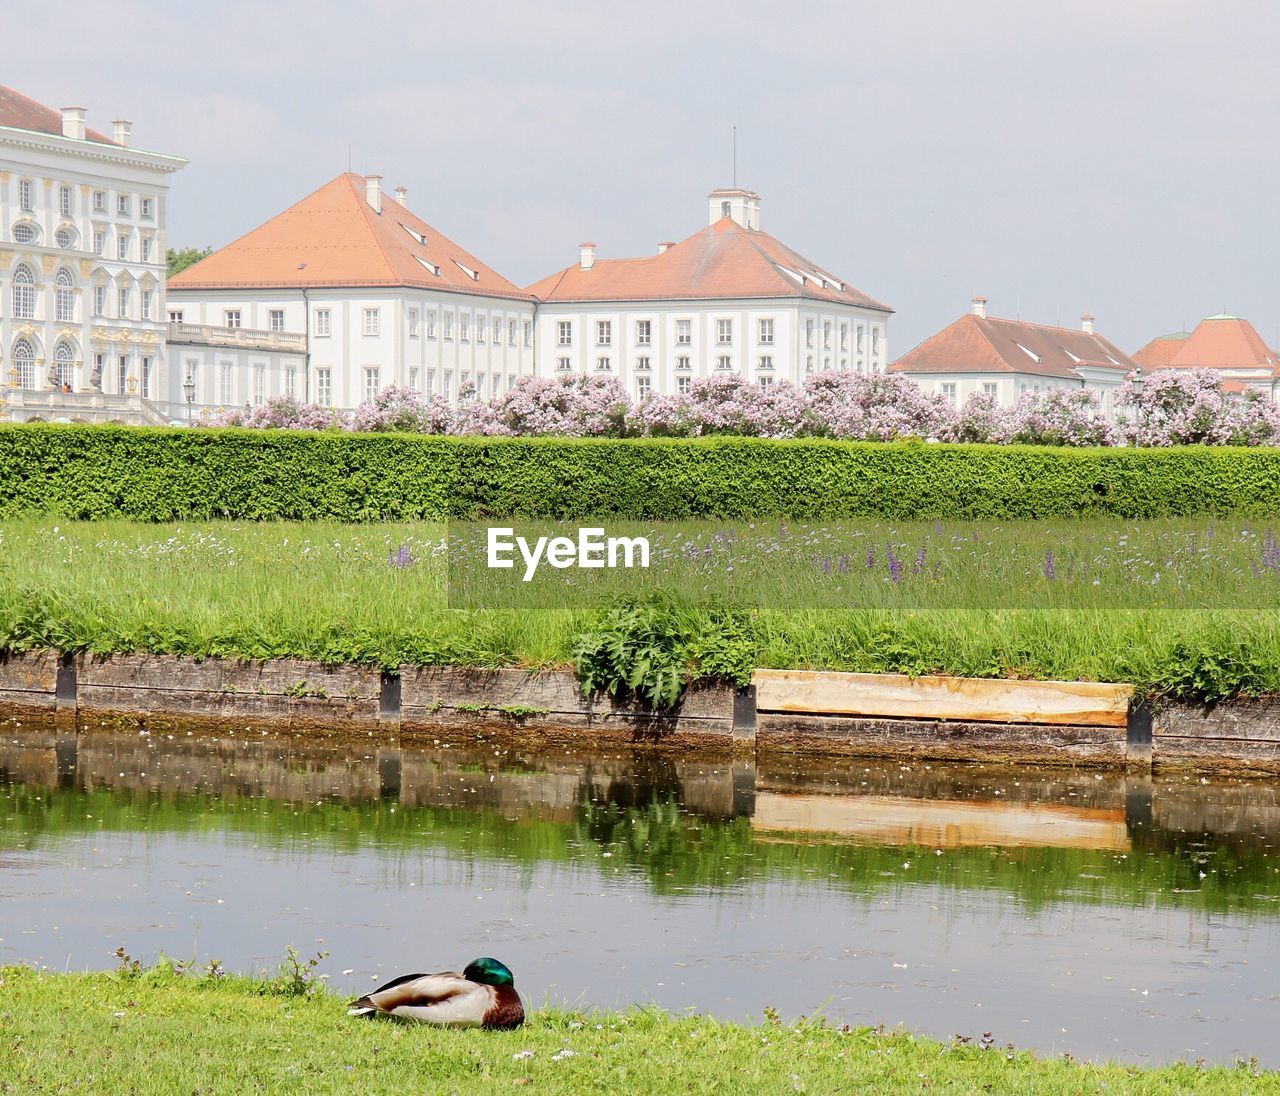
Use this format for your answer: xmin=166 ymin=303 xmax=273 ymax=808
xmin=1116 ymin=369 xmax=1280 ymax=446
xmin=803 ymin=371 xmax=955 ymax=441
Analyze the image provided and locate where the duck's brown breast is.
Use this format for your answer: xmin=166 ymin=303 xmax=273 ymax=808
xmin=483 ymin=985 xmax=525 ymax=1030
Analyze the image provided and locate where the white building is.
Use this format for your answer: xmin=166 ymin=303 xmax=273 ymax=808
xmin=527 ymin=188 xmax=892 ymax=399
xmin=167 ymin=173 xmax=535 ymax=411
xmin=0 ymin=84 xmax=187 ymax=423
xmin=890 ymin=297 xmax=1136 ymax=418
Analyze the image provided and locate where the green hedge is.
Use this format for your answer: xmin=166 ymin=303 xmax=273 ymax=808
xmin=3 ymin=423 xmax=1280 ymax=521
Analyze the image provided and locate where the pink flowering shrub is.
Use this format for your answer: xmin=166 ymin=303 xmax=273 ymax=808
xmin=803 ymin=371 xmax=956 ymax=440
xmin=204 ymin=395 xmax=340 ymax=431
xmin=950 ymin=393 xmax=1013 ymax=444
xmin=1116 ymin=369 xmax=1280 ymax=446
xmin=350 ymin=385 xmax=453 ymax=434
xmin=1006 ymin=388 xmax=1115 ymax=447
xmin=475 ymin=375 xmax=632 ymax=437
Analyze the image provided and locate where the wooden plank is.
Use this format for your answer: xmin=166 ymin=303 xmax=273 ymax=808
xmin=0 ymin=651 xmax=59 ymax=698
xmin=753 ymin=669 xmax=1132 ymax=727
xmin=1154 ymin=699 xmax=1280 ymax=743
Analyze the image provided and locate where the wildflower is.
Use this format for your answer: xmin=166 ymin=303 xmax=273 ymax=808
xmin=512 ymin=1050 xmax=535 ymax=1061
xmin=1043 ymin=550 xmax=1056 ymax=579
xmin=887 ymin=548 xmax=903 ymax=584
xmin=389 ymin=544 xmax=416 ymax=569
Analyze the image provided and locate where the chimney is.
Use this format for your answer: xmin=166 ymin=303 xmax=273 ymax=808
xmin=1081 ymin=314 xmax=1095 ymax=335
xmin=365 ymin=174 xmax=382 ymax=213
xmin=579 ymin=242 xmax=596 ymax=270
xmin=394 ymin=185 xmax=408 ymax=207
xmin=971 ymin=295 xmax=988 ymax=319
xmin=657 ymin=241 xmax=676 ymax=254
xmin=112 ymin=118 xmax=132 ymax=145
xmin=61 ymin=107 xmax=87 ymax=141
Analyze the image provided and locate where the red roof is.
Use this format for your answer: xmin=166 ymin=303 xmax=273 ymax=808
xmin=1131 ymin=330 xmax=1189 ymax=370
xmin=169 ymin=172 xmax=531 ymax=301
xmin=527 ymin=217 xmax=891 ymax=311
xmin=1159 ymin=315 xmax=1278 ymax=372
xmin=0 ymin=84 xmax=115 ymax=145
xmin=890 ymin=313 xmax=1137 ymax=379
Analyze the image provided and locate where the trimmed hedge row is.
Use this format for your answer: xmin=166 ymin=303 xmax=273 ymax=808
xmin=3 ymin=423 xmax=1280 ymax=521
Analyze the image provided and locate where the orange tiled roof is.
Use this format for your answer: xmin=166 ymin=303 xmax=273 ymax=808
xmin=1131 ymin=330 xmax=1190 ymax=370
xmin=1161 ymin=315 xmax=1279 ymax=372
xmin=890 ymin=313 xmax=1137 ymax=379
xmin=0 ymin=84 xmax=116 ymax=145
xmin=526 ymin=218 xmax=891 ymax=311
xmin=169 ymin=173 xmax=531 ymax=301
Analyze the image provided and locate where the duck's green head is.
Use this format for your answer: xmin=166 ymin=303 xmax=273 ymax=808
xmin=464 ymin=957 xmax=515 ymax=987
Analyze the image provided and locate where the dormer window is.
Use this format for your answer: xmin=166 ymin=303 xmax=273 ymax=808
xmin=403 ymin=224 xmax=427 ymax=245
xmin=453 ymin=259 xmax=480 ymax=281
xmin=1015 ymin=342 xmax=1040 ymax=364
xmin=721 ymin=201 xmax=731 ymax=218
xmin=416 ymin=256 xmax=440 ymax=276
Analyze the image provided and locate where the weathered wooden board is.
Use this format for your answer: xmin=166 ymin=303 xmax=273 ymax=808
xmin=1154 ymin=699 xmax=1280 ymax=743
xmin=1154 ymin=735 xmax=1280 ymax=773
xmin=757 ymin=713 xmax=1126 ymax=766
xmin=752 ymin=792 xmax=1131 ymax=851
xmin=753 ymin=669 xmax=1132 ymax=727
xmin=0 ymin=651 xmax=58 ymax=709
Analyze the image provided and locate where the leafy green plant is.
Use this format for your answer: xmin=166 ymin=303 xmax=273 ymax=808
xmin=500 ymin=705 xmax=550 ymax=719
xmin=572 ymin=599 xmax=689 ymax=709
xmin=260 ymin=946 xmax=329 ymax=998
xmin=1154 ymin=639 xmax=1268 ymax=703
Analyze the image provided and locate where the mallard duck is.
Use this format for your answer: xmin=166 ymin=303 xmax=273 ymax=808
xmin=347 ymin=957 xmax=524 ymax=1029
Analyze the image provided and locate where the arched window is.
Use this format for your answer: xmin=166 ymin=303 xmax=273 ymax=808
xmin=55 ymin=268 xmax=75 ymax=322
xmin=12 ymin=264 xmax=35 ymax=318
xmin=54 ymin=342 xmax=75 ymax=390
xmin=721 ymin=201 xmax=732 ymax=218
xmin=55 ymin=225 xmax=75 ymax=249
xmin=12 ymin=338 xmax=36 ymax=389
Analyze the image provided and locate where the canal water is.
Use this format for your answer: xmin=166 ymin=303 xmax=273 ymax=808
xmin=1 ymin=714 xmax=1277 ymax=1066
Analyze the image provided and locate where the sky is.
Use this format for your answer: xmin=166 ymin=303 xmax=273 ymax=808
xmin=9 ymin=0 xmax=1280 ymax=355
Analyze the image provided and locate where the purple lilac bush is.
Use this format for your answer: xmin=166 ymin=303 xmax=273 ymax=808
xmin=201 ymin=368 xmax=1280 ymax=447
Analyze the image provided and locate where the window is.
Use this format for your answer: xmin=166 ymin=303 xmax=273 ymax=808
xmin=363 ymin=308 xmax=381 ymax=336
xmin=871 ymin=328 xmax=881 ymax=354
xmin=55 ymin=225 xmax=74 ymax=249
xmin=141 ymin=197 xmax=154 ymax=219
xmin=169 ymin=309 xmax=184 ymax=323
xmin=426 ymin=369 xmax=437 ymax=395
xmin=18 ymin=179 xmax=33 ymax=211
xmin=717 ymin=319 xmax=733 ymax=344
xmin=557 ymin=320 xmax=573 ymax=346
xmin=508 ymin=319 xmax=516 ymax=346
xmin=426 ymin=310 xmax=437 ymax=338
xmin=759 ymin=375 xmax=773 ymax=388
xmin=141 ymin=289 xmax=152 ymax=320
xmin=364 ymin=366 xmax=380 ymax=401
xmin=677 ymin=375 xmax=692 ymax=394
xmin=443 ymin=369 xmax=453 ymax=397
xmin=285 ymin=367 xmax=297 ymax=398
xmin=721 ymin=200 xmax=732 ymax=218
xmin=806 ymin=355 xmax=814 ymax=373
xmin=314 ymin=308 xmax=331 ymax=337
xmin=758 ymin=318 xmax=774 ymax=345
xmin=117 ymin=193 xmax=130 ymax=215
xmin=523 ymin=320 xmax=532 ymax=347
xmin=637 ymin=376 xmax=652 ymax=399
xmin=253 ymin=365 xmax=266 ymax=405
xmin=59 ymin=185 xmax=72 ymax=216
xmin=409 ymin=367 xmax=420 ymax=390
xmin=716 ymin=355 xmax=732 ymax=371
xmin=596 ymin=355 xmax=612 ymax=372
xmin=596 ymin=320 xmax=612 ymax=345
xmin=460 ymin=313 xmax=470 ymax=341
xmin=184 ymin=359 xmax=198 ymax=391
xmin=405 ymin=307 xmax=419 ymax=337
xmin=12 ymin=222 xmax=37 ymax=244
xmin=676 ymin=319 xmax=691 ymax=345
xmin=983 ymin=382 xmax=998 ymax=399
xmin=840 ymin=322 xmax=849 ymax=351
xmin=120 ymin=355 xmax=131 ymax=395
xmin=316 ymin=367 xmax=332 ymax=406
xmin=806 ymin=319 xmax=814 ymax=348
xmin=220 ymin=362 xmax=233 ymax=404
xmin=823 ymin=321 xmax=831 ymax=349
xmin=224 ymin=309 xmax=241 ymax=328
xmin=856 ymin=325 xmax=865 ymax=352
xmin=141 ymin=356 xmax=153 ymax=399
xmin=95 ymin=353 xmax=106 ymax=387
xmin=556 ymin=356 xmax=572 ymax=372
xmin=269 ymin=309 xmax=285 ymax=332
xmin=93 ymin=190 xmax=106 ymax=213
xmin=117 ymin=232 xmax=129 ymax=260
xmin=635 ymin=356 xmax=651 ymax=372
xmin=141 ymin=236 xmax=152 ymax=262
xmin=94 ymin=285 xmax=107 ymax=317
xmin=675 ymin=355 xmax=691 ymax=371
xmin=444 ymin=312 xmax=454 ymax=339
xmin=758 ymin=354 xmax=773 ymax=371
xmin=13 ymin=338 xmax=35 ymax=388
xmin=941 ymin=382 xmax=958 ymax=407
xmin=477 ymin=315 xmax=486 ymax=343
xmin=93 ymin=229 xmax=105 ymax=255
xmin=636 ymin=319 xmax=652 ymax=345
xmin=12 ymin=264 xmax=35 ymax=319
xmin=55 ymin=269 xmax=74 ymax=322
xmin=118 ymin=285 xmax=129 ymax=318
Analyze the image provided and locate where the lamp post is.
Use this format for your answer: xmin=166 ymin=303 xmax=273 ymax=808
xmin=182 ymin=375 xmax=196 ymax=423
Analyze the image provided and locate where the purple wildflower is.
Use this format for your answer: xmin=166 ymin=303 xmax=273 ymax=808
xmin=389 ymin=544 xmax=416 ymax=569
xmin=865 ymin=548 xmax=877 ymax=569
xmin=1044 ymin=550 xmax=1056 ymax=579
xmin=1263 ymin=531 xmax=1280 ymax=572
xmin=888 ymin=547 xmax=903 ymax=584
xmin=912 ymin=545 xmax=927 ymax=575
xmin=837 ymin=554 xmax=850 ymax=574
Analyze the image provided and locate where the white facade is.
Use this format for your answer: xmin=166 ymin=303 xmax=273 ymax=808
xmin=533 ymin=299 xmax=888 ymax=400
xmin=0 ymin=105 xmax=185 ymax=422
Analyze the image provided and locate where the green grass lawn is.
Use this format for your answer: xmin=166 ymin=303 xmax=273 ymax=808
xmin=2 ymin=516 xmax=1280 ymax=699
xmin=0 ymin=965 xmax=1273 ymax=1094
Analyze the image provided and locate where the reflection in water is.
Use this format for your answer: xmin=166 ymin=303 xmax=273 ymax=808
xmin=1 ymin=713 xmax=1278 ymax=1066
